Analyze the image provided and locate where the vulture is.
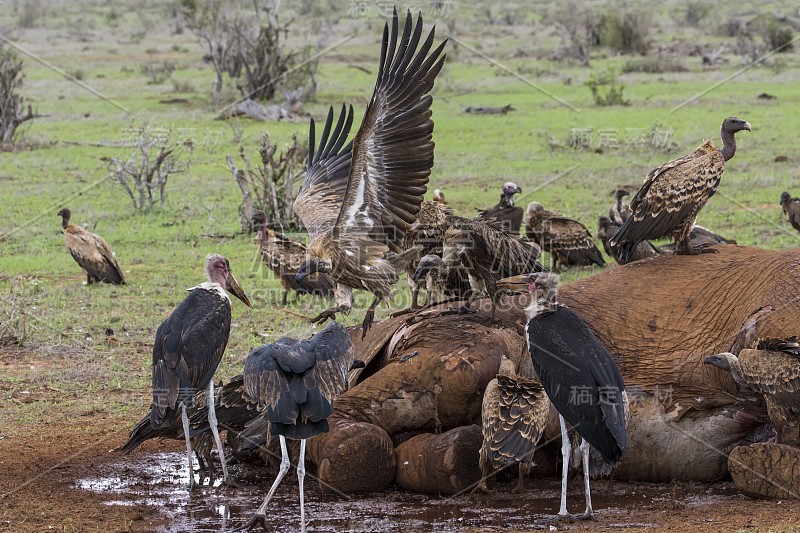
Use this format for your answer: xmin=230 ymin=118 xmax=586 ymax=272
xmin=294 ymin=9 xmax=446 ymax=338
xmin=597 ymin=215 xmax=661 ymax=264
xmin=475 ymin=181 xmax=524 ymax=234
xmin=659 ymin=224 xmax=737 ymax=252
xmin=525 ymin=202 xmax=605 ymax=271
xmin=432 ymin=188 xmax=449 ymax=206
xmin=477 ymin=354 xmax=550 ymax=493
xmin=441 ymin=216 xmax=545 ymax=318
xmin=497 ymin=272 xmax=627 ymax=519
xmin=150 ymin=254 xmax=251 ymax=489
xmin=120 ymin=375 xmax=259 ymax=480
xmin=236 ymin=321 xmax=364 ymax=532
xmin=705 ymin=337 xmax=800 ymax=445
xmin=609 ymin=117 xmax=751 ymax=262
xmin=779 ymin=191 xmax=800 ymax=233
xmin=411 ymin=254 xmax=448 ymax=306
xmin=609 ymin=188 xmax=631 ymax=224
xmin=57 ymin=208 xmax=125 ymax=284
xmin=251 ymin=211 xmax=334 ymax=304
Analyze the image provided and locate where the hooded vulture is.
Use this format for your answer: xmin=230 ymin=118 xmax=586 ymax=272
xmin=608 ymin=117 xmax=751 ymax=262
xmin=251 ymin=211 xmax=334 ymax=304
xmin=441 ymin=216 xmax=545 ymax=318
xmin=780 ymin=191 xmax=800 ymax=233
xmin=57 ymin=208 xmax=125 ymax=284
xmin=236 ymin=321 xmax=364 ymax=532
xmin=293 ymin=9 xmax=446 ymax=338
xmin=475 ymin=181 xmax=524 ymax=234
xmin=497 ymin=272 xmax=627 ymax=519
xmin=705 ymin=337 xmax=800 ymax=445
xmin=477 ymin=354 xmax=550 ymax=493
xmin=597 ymin=215 xmax=661 ymax=264
xmin=149 ymin=254 xmax=251 ymax=489
xmin=525 ymin=202 xmax=605 ymax=270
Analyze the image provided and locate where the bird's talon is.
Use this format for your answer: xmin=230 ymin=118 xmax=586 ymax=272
xmin=576 ymin=511 xmax=595 ymax=521
xmin=547 ymin=513 xmax=576 ymax=523
xmin=310 ymin=309 xmax=337 ymax=324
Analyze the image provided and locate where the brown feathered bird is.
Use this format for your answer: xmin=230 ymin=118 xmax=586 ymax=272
xmin=432 ymin=188 xmax=448 ymax=206
xmin=477 ymin=355 xmax=550 ymax=493
xmin=525 ymin=202 xmax=605 ymax=271
xmin=609 ymin=117 xmax=751 ymax=262
xmin=780 ymin=191 xmax=800 ymax=233
xmin=475 ymin=181 xmax=524 ymax=234
xmin=609 ymin=188 xmax=631 ymax=224
xmin=251 ymin=211 xmax=334 ymax=304
xmin=597 ymin=215 xmax=661 ymax=264
xmin=294 ymin=9 xmax=446 ymax=338
xmin=57 ymin=208 xmax=125 ymax=284
xmin=705 ymin=337 xmax=800 ymax=445
xmin=659 ymin=224 xmax=737 ymax=253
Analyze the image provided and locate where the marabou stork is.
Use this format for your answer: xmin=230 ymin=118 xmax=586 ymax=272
xmin=497 ymin=272 xmax=627 ymax=519
xmin=150 ymin=253 xmax=251 ymax=489
xmin=235 ymin=321 xmax=364 ymax=532
xmin=57 ymin=208 xmax=125 ymax=284
xmin=475 ymin=181 xmax=524 ymax=234
xmin=608 ymin=117 xmax=751 ymax=262
xmin=293 ymin=9 xmax=447 ymax=338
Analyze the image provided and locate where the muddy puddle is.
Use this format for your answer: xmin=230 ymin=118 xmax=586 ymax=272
xmin=75 ymin=452 xmax=743 ymax=532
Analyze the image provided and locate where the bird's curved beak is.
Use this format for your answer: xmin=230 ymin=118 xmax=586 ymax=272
xmin=496 ymin=274 xmax=531 ymax=291
xmin=225 ymin=271 xmax=252 ymax=308
xmin=743 ymin=122 xmax=752 ymax=132
xmin=515 ymin=185 xmax=522 ymax=194
xmin=412 ymin=266 xmax=426 ymax=282
xmin=703 ymin=355 xmax=723 ymax=368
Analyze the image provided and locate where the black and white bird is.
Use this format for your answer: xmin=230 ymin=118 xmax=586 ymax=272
xmin=236 ymin=321 xmax=364 ymax=532
xmin=497 ymin=272 xmax=627 ymax=519
xmin=475 ymin=181 xmax=524 ymax=234
xmin=150 ymin=254 xmax=251 ymax=489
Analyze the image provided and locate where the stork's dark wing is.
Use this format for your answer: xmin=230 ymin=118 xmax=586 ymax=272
xmin=64 ymin=226 xmax=125 ymax=284
xmin=150 ymin=289 xmax=231 ymax=428
xmin=299 ymin=321 xmax=356 ymax=408
xmin=609 ymin=141 xmax=723 ymax=246
xmin=333 ymin=9 xmax=446 ymax=254
xmin=483 ymin=375 xmax=549 ymax=464
xmin=526 ymin=306 xmax=626 ymax=463
xmin=243 ymin=339 xmax=298 ymax=424
xmin=293 ymin=104 xmax=355 ymax=241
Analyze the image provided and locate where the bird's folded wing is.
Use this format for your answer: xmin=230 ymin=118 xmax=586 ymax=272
xmin=490 ymin=375 xmax=549 ymax=461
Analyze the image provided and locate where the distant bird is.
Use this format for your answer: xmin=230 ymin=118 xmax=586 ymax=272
xmin=597 ymin=215 xmax=660 ymax=264
xmin=525 ymin=202 xmax=605 ymax=271
xmin=412 ymin=254 xmax=448 ymax=306
xmin=609 ymin=188 xmax=631 ymax=224
xmin=498 ymin=272 xmax=627 ymax=519
xmin=150 ymin=254 xmax=251 ymax=489
xmin=57 ymin=208 xmax=125 ymax=284
xmin=609 ymin=117 xmax=751 ymax=262
xmin=477 ymin=354 xmax=549 ymax=493
xmin=476 ymin=181 xmax=524 ymax=234
xmin=251 ymin=211 xmax=334 ymax=304
xmin=236 ymin=321 xmax=364 ymax=532
xmin=780 ymin=191 xmax=800 ymax=233
xmin=121 ymin=375 xmax=259 ymax=480
xmin=294 ymin=9 xmax=447 ymax=338
xmin=432 ymin=188 xmax=449 ymax=206
xmin=705 ymin=337 xmax=800 ymax=445
xmin=659 ymin=225 xmax=737 ymax=252
xmin=442 ymin=217 xmax=545 ymax=318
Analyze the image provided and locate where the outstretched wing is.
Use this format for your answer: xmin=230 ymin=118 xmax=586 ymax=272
xmin=293 ymin=104 xmax=355 ymax=241
xmin=333 ymin=9 xmax=447 ymax=254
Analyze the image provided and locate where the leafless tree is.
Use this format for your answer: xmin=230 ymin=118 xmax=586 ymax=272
xmin=227 ymin=132 xmax=307 ymax=232
xmin=0 ymin=43 xmax=35 ymax=144
xmin=102 ymin=124 xmax=193 ymax=211
xmin=549 ymin=2 xmax=601 ymax=67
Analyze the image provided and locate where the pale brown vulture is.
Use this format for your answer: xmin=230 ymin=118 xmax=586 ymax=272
xmin=780 ymin=191 xmax=800 ymax=233
xmin=57 ymin=208 xmax=125 ymax=284
xmin=608 ymin=117 xmax=751 ymax=262
xmin=705 ymin=337 xmax=800 ymax=445
xmin=475 ymin=181 xmax=524 ymax=234
xmin=251 ymin=211 xmax=334 ymax=304
xmin=294 ymin=9 xmax=446 ymax=338
xmin=477 ymin=355 xmax=549 ymax=493
xmin=525 ymin=202 xmax=605 ymax=270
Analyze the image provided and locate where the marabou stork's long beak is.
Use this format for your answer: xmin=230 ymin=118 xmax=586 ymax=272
xmin=225 ymin=270 xmax=252 ymax=308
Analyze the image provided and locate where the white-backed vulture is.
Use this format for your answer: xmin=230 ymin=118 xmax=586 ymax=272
xmin=525 ymin=202 xmax=605 ymax=270
xmin=780 ymin=191 xmax=800 ymax=233
xmin=57 ymin=208 xmax=125 ymax=284
xmin=475 ymin=181 xmax=524 ymax=234
xmin=294 ymin=9 xmax=447 ymax=338
xmin=609 ymin=117 xmax=751 ymax=262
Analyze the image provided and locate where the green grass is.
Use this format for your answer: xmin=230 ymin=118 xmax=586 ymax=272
xmin=1 ymin=0 xmax=799 ymax=434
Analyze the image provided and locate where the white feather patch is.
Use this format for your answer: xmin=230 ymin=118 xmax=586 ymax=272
xmin=189 ymin=281 xmax=230 ymax=303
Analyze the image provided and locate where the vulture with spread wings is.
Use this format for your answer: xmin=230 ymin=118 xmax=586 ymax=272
xmin=294 ymin=9 xmax=447 ymax=338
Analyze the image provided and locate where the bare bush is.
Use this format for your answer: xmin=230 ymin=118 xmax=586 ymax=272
xmin=0 ymin=44 xmax=34 ymax=145
xmin=141 ymin=61 xmax=176 ymax=84
xmin=102 ymin=124 xmax=194 ymax=211
xmin=548 ymin=1 xmax=601 ymax=66
xmin=0 ymin=276 xmax=40 ymax=347
xmin=227 ymin=132 xmax=308 ymax=232
xmin=600 ymin=5 xmax=652 ymax=55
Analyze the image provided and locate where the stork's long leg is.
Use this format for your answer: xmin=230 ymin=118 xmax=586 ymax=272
xmin=207 ymin=379 xmax=230 ymax=483
xmin=558 ymin=415 xmax=570 ymax=517
xmin=181 ymin=402 xmax=196 ymax=491
xmin=298 ymin=439 xmax=307 ymax=533
xmin=235 ymin=436 xmax=291 ymax=531
xmin=578 ymin=438 xmax=594 ymax=520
